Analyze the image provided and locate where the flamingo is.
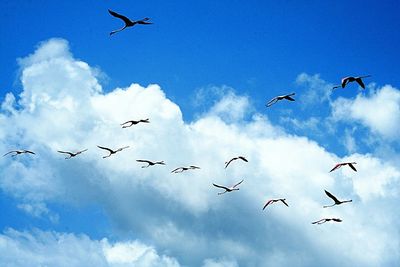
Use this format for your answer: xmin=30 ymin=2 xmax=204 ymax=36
xmin=312 ymin=218 xmax=342 ymax=225
xmin=266 ymin=93 xmax=295 ymax=107
xmin=171 ymin=165 xmax=200 ymax=173
xmin=120 ymin=118 xmax=150 ymax=128
xmin=97 ymin=145 xmax=129 ymax=158
xmin=323 ymin=190 xmax=352 ymax=208
xmin=329 ymin=162 xmax=357 ymax=172
xmin=262 ymin=198 xmax=289 ymax=210
xmin=212 ymin=180 xmax=244 ymax=195
xmin=57 ymin=149 xmax=88 ymax=159
xmin=224 ymin=156 xmax=248 ymax=169
xmin=3 ymin=150 xmax=35 ymax=157
xmin=332 ymin=75 xmax=371 ymax=90
xmin=136 ymin=159 xmax=165 ymax=168
xmin=108 ymin=9 xmax=152 ymax=35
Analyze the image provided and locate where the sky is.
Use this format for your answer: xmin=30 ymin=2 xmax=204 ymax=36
xmin=0 ymin=1 xmax=400 ymax=266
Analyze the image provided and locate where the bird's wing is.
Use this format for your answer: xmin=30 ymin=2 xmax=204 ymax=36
xmin=108 ymin=9 xmax=132 ymax=24
xmin=263 ymin=200 xmax=274 ymax=210
xmin=137 ymin=160 xmax=152 ymax=164
xmin=332 ymin=85 xmax=341 ymax=90
xmin=280 ymin=199 xmax=289 ymax=207
xmin=329 ymin=164 xmax=341 ymax=172
xmin=78 ymin=149 xmax=88 ymax=154
xmin=266 ymin=97 xmax=278 ymax=107
xmin=23 ymin=150 xmax=35 ymax=154
xmin=97 ymin=146 xmax=113 ymax=153
xmin=213 ymin=183 xmax=229 ymax=190
xmin=324 ymin=190 xmax=340 ymax=203
xmin=355 ymin=78 xmax=366 ymax=89
xmin=57 ymin=150 xmax=73 ymax=155
xmin=3 ymin=151 xmax=16 ymax=157
xmin=171 ymin=167 xmax=182 ymax=173
xmin=347 ymin=163 xmax=357 ymax=172
xmin=224 ymin=158 xmax=234 ymax=168
xmin=233 ymin=179 xmax=244 ymax=188
xmin=341 ymin=77 xmax=349 ymax=88
xmin=311 ymin=219 xmax=325 ymax=224
xmin=120 ymin=121 xmax=132 ymax=125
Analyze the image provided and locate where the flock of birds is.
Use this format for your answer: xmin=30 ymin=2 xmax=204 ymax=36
xmin=2 ymin=9 xmax=372 ymax=226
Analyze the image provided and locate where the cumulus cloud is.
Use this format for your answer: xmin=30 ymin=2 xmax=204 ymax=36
xmin=1 ymin=39 xmax=400 ymax=266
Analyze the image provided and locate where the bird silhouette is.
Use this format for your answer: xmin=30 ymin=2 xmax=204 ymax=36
xmin=120 ymin=118 xmax=150 ymax=128
xmin=323 ymin=190 xmax=352 ymax=208
xmin=332 ymin=75 xmax=371 ymax=90
xmin=266 ymin=93 xmax=295 ymax=107
xmin=262 ymin=198 xmax=289 ymax=210
xmin=136 ymin=159 xmax=165 ymax=168
xmin=3 ymin=150 xmax=35 ymax=157
xmin=97 ymin=145 xmax=129 ymax=158
xmin=171 ymin=165 xmax=200 ymax=173
xmin=329 ymin=162 xmax=357 ymax=172
xmin=312 ymin=218 xmax=342 ymax=225
xmin=224 ymin=156 xmax=248 ymax=169
xmin=212 ymin=180 xmax=244 ymax=195
xmin=108 ymin=9 xmax=152 ymax=35
xmin=57 ymin=149 xmax=88 ymax=159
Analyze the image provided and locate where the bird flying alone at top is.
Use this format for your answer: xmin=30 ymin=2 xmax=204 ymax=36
xmin=262 ymin=198 xmax=289 ymax=210
xmin=97 ymin=145 xmax=129 ymax=158
xmin=171 ymin=165 xmax=200 ymax=173
xmin=120 ymin=119 xmax=150 ymax=128
xmin=266 ymin=93 xmax=295 ymax=107
xmin=323 ymin=190 xmax=352 ymax=208
xmin=57 ymin=149 xmax=88 ymax=159
xmin=212 ymin=180 xmax=244 ymax=195
xmin=108 ymin=9 xmax=152 ymax=35
xmin=224 ymin=156 xmax=248 ymax=169
xmin=3 ymin=150 xmax=35 ymax=157
xmin=311 ymin=218 xmax=342 ymax=225
xmin=136 ymin=159 xmax=165 ymax=168
xmin=329 ymin=162 xmax=357 ymax=172
xmin=332 ymin=75 xmax=371 ymax=90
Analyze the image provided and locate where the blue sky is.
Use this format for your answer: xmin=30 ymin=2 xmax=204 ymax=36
xmin=1 ymin=1 xmax=400 ymax=266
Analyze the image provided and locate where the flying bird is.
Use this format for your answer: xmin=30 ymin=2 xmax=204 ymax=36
xmin=57 ymin=149 xmax=88 ymax=159
xmin=136 ymin=159 xmax=165 ymax=168
xmin=329 ymin=162 xmax=357 ymax=172
xmin=332 ymin=75 xmax=371 ymax=90
xmin=171 ymin=165 xmax=200 ymax=173
xmin=108 ymin=9 xmax=152 ymax=35
xmin=323 ymin=190 xmax=352 ymax=208
xmin=311 ymin=218 xmax=342 ymax=225
xmin=97 ymin=145 xmax=129 ymax=158
xmin=262 ymin=198 xmax=289 ymax=210
xmin=224 ymin=156 xmax=248 ymax=169
xmin=121 ymin=118 xmax=150 ymax=128
xmin=212 ymin=179 xmax=244 ymax=195
xmin=3 ymin=150 xmax=35 ymax=157
xmin=266 ymin=93 xmax=295 ymax=107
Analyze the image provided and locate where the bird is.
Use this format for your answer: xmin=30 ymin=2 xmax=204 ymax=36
xmin=266 ymin=93 xmax=295 ymax=107
xmin=120 ymin=118 xmax=150 ymax=128
xmin=329 ymin=162 xmax=357 ymax=172
xmin=108 ymin=9 xmax=152 ymax=35
xmin=323 ymin=190 xmax=352 ymax=208
xmin=136 ymin=159 xmax=165 ymax=168
xmin=212 ymin=180 xmax=244 ymax=195
xmin=3 ymin=150 xmax=35 ymax=157
xmin=224 ymin=156 xmax=248 ymax=169
xmin=97 ymin=145 xmax=129 ymax=158
xmin=171 ymin=165 xmax=200 ymax=173
xmin=332 ymin=75 xmax=371 ymax=90
xmin=262 ymin=198 xmax=289 ymax=210
xmin=311 ymin=218 xmax=342 ymax=225
xmin=57 ymin=149 xmax=88 ymax=159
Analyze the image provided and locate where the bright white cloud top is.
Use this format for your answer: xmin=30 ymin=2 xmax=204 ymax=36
xmin=0 ymin=39 xmax=399 ymax=266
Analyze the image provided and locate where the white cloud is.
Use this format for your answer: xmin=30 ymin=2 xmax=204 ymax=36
xmin=0 ymin=228 xmax=180 ymax=267
xmin=1 ymin=39 xmax=400 ymax=266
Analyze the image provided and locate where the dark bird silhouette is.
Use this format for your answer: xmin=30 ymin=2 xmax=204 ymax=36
xmin=3 ymin=150 xmax=35 ymax=157
xmin=136 ymin=159 xmax=165 ymax=168
xmin=224 ymin=156 xmax=248 ymax=169
xmin=323 ymin=190 xmax=352 ymax=208
xmin=121 ymin=118 xmax=150 ymax=128
xmin=263 ymin=198 xmax=289 ymax=210
xmin=108 ymin=9 xmax=152 ymax=35
xmin=97 ymin=145 xmax=129 ymax=158
xmin=312 ymin=218 xmax=342 ymax=225
xmin=266 ymin=93 xmax=295 ymax=107
xmin=171 ymin=165 xmax=200 ymax=173
xmin=329 ymin=162 xmax=357 ymax=172
xmin=57 ymin=149 xmax=88 ymax=159
xmin=332 ymin=75 xmax=371 ymax=90
xmin=212 ymin=180 xmax=244 ymax=195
